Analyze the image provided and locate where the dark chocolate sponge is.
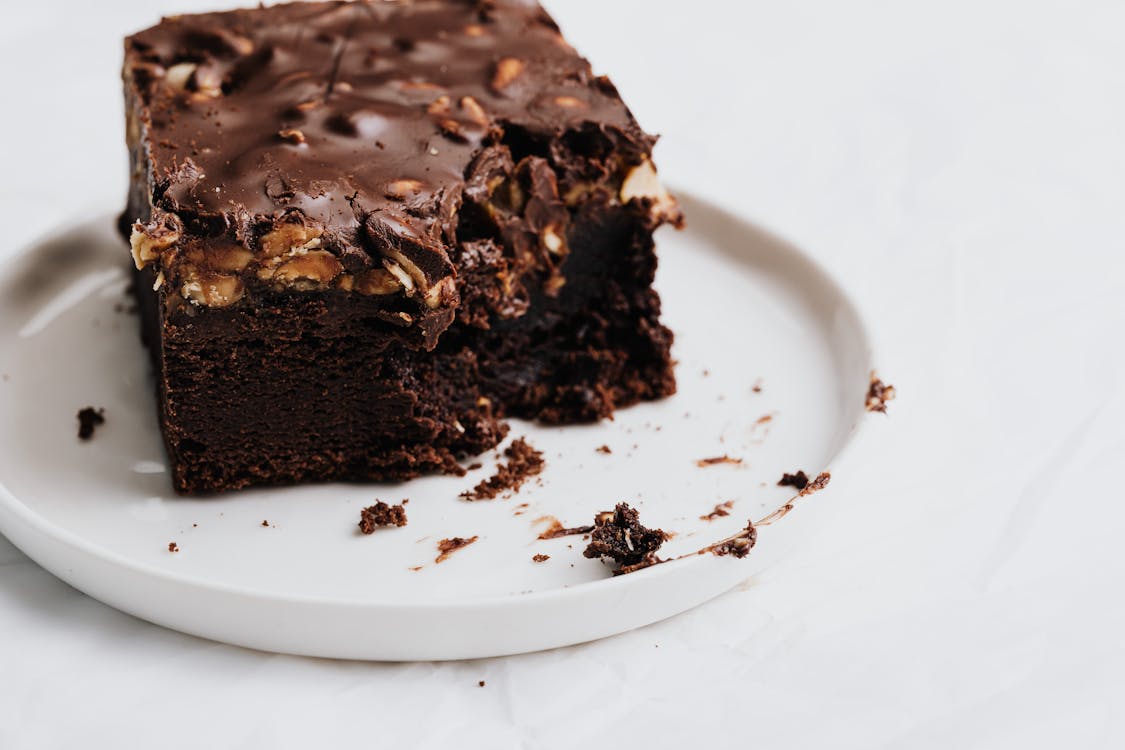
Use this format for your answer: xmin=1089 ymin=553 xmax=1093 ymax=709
xmin=122 ymin=0 xmax=679 ymax=493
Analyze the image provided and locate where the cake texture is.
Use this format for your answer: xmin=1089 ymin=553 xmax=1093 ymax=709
xmin=121 ymin=0 xmax=680 ymax=494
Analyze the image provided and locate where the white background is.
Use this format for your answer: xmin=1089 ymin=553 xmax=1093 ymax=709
xmin=2 ymin=0 xmax=1124 ymax=746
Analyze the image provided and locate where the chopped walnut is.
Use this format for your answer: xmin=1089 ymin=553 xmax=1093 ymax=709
xmin=129 ymin=213 xmax=182 ymax=269
xmin=460 ymin=95 xmax=488 ymax=126
xmin=200 ymin=245 xmax=253 ymax=273
xmin=384 ymin=179 xmax=426 ymax=200
xmin=353 ymin=268 xmax=402 ymax=296
xmin=620 ymin=159 xmax=681 ymax=225
xmin=278 ymin=128 xmax=306 ymax=144
xmin=181 ymin=270 xmax=244 ymax=307
xmin=490 ymin=57 xmax=525 ymax=92
xmin=163 ymin=62 xmax=197 ymax=91
xmin=259 ymin=220 xmax=322 ymax=258
xmin=263 ymin=250 xmax=343 ymax=289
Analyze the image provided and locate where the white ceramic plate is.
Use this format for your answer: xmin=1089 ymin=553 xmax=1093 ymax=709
xmin=0 ymin=193 xmax=873 ymax=660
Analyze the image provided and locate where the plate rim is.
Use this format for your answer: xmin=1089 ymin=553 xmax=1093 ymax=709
xmin=0 ymin=188 xmax=880 ymax=625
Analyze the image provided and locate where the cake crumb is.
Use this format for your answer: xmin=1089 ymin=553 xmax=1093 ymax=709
xmin=536 ymin=515 xmax=594 ymax=540
xmin=435 ymin=535 xmax=479 ymax=563
xmin=359 ymin=501 xmax=409 ymax=534
xmin=595 ymin=444 xmax=612 ymax=454
xmin=778 ymin=471 xmax=810 ymax=490
xmin=866 ymin=372 xmax=896 ymax=413
xmin=800 ymin=472 xmax=831 ymax=496
xmin=467 ymin=462 xmax=483 ymax=471
xmin=701 ymin=521 xmax=757 ymax=559
xmin=583 ymin=503 xmax=668 ymax=575
xmin=478 ymin=680 xmax=486 ymax=687
xmin=532 ymin=553 xmax=550 ymax=563
xmin=700 ymin=500 xmax=734 ymax=521
xmin=461 ymin=438 xmax=544 ymax=500
xmin=168 ymin=542 xmax=179 ymax=553
xmin=261 ymin=519 xmax=270 ymax=528
xmin=751 ymin=379 xmax=763 ymax=393
xmin=695 ymin=455 xmax=742 ymax=467
xmin=757 ymin=472 xmax=832 ymax=526
xmin=77 ymin=407 xmax=105 ymax=440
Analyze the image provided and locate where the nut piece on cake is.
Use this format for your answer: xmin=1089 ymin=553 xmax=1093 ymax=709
xmin=121 ymin=0 xmax=680 ymax=493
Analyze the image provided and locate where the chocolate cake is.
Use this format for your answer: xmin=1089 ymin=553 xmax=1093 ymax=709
xmin=358 ymin=500 xmax=408 ymax=532
xmin=459 ymin=436 xmax=543 ymax=500
xmin=76 ymin=407 xmax=106 ymax=440
xmin=777 ymin=470 xmax=809 ymax=490
xmin=121 ymin=0 xmax=680 ymax=494
xmin=580 ymin=503 xmax=668 ymax=575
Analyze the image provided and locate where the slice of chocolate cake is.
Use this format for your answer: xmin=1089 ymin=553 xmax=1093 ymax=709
xmin=121 ymin=0 xmax=680 ymax=494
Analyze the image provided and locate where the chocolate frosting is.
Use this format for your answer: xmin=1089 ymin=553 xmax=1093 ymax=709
xmin=124 ymin=0 xmax=656 ymax=285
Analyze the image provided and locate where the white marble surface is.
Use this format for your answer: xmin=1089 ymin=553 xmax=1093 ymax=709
xmin=2 ymin=0 xmax=1123 ymax=746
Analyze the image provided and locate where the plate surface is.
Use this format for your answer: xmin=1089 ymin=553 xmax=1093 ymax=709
xmin=0 ymin=194 xmax=872 ymax=660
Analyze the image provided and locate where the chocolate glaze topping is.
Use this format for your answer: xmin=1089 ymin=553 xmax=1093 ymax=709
xmin=123 ymin=0 xmax=666 ymax=335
